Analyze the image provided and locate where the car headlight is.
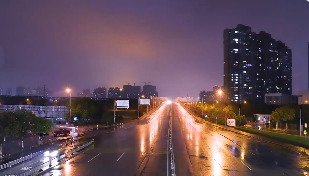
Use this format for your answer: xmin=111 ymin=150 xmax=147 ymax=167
xmin=44 ymin=151 xmax=50 ymax=156
xmin=50 ymin=151 xmax=58 ymax=157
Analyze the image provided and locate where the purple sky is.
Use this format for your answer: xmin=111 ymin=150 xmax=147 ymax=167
xmin=0 ymin=0 xmax=308 ymax=98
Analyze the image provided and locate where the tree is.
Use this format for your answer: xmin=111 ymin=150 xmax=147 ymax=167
xmin=101 ymin=111 xmax=114 ymax=123
xmin=11 ymin=110 xmax=36 ymax=138
xmin=270 ymin=106 xmax=295 ymax=129
xmin=67 ymin=98 xmax=100 ymax=122
xmin=0 ymin=112 xmax=17 ymax=141
xmin=31 ymin=117 xmax=54 ymax=134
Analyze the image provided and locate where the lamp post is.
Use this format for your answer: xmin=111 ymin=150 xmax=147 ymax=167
xmin=299 ymin=103 xmax=303 ymax=136
xmin=114 ymin=100 xmax=117 ymax=124
xmin=66 ymin=88 xmax=71 ymax=120
xmin=138 ymin=97 xmax=140 ymax=119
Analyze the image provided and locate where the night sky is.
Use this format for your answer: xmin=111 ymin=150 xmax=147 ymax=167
xmin=0 ymin=0 xmax=308 ymax=98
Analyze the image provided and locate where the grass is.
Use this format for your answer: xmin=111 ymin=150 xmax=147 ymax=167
xmin=235 ymin=127 xmax=309 ymax=149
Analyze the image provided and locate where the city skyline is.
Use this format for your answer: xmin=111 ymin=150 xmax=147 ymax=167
xmin=0 ymin=0 xmax=308 ymax=98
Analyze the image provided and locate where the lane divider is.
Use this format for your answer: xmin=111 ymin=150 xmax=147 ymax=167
xmin=168 ymin=106 xmax=176 ymax=176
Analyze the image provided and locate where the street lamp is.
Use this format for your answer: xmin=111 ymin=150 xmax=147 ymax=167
xmin=66 ymin=88 xmax=72 ymax=121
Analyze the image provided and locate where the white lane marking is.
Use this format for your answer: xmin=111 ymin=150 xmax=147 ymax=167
xmin=239 ymin=159 xmax=252 ymax=170
xmin=116 ymin=152 xmax=125 ymax=161
xmin=87 ymin=153 xmax=101 ymax=162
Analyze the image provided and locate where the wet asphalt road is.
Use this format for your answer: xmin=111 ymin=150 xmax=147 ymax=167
xmin=41 ymin=103 xmax=308 ymax=176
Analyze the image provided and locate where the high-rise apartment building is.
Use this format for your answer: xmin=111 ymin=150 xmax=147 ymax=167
xmin=224 ymin=24 xmax=292 ymax=103
xmin=93 ymin=87 xmax=107 ymax=100
xmin=83 ymin=89 xmax=91 ymax=97
xmin=122 ymin=83 xmax=141 ymax=99
xmin=142 ymin=85 xmax=158 ymax=99
xmin=6 ymin=88 xmax=12 ymax=96
xmin=16 ymin=86 xmax=26 ymax=96
xmin=108 ymin=87 xmax=122 ymax=99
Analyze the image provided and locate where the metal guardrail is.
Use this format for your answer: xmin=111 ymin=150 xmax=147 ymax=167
xmin=0 ymin=151 xmax=43 ymax=171
xmin=168 ymin=113 xmax=176 ymax=176
xmin=20 ymin=140 xmax=93 ymax=176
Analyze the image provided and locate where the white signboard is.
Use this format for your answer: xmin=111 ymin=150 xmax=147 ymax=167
xmin=227 ymin=119 xmax=236 ymax=127
xmin=117 ymin=100 xmax=129 ymax=109
xmin=139 ymin=99 xmax=150 ymax=105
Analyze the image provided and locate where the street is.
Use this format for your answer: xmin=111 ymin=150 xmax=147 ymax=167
xmin=8 ymin=102 xmax=308 ymax=176
xmin=44 ymin=104 xmax=170 ymax=176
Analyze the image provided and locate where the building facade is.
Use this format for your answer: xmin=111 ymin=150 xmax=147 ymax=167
xmin=264 ymin=93 xmax=298 ymax=105
xmin=224 ymin=24 xmax=292 ymax=103
xmin=93 ymin=87 xmax=107 ymax=99
xmin=5 ymin=88 xmax=12 ymax=96
xmin=142 ymin=85 xmax=158 ymax=99
xmin=122 ymin=84 xmax=141 ymax=99
xmin=108 ymin=87 xmax=122 ymax=99
xmin=0 ymin=105 xmax=67 ymax=119
xmin=16 ymin=86 xmax=26 ymax=96
xmin=82 ymin=89 xmax=91 ymax=97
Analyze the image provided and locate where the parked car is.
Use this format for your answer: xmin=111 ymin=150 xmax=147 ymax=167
xmin=38 ymin=133 xmax=49 ymax=137
xmin=53 ymin=129 xmax=70 ymax=137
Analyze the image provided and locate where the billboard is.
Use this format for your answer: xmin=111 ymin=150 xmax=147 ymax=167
xmin=117 ymin=100 xmax=129 ymax=109
xmin=139 ymin=99 xmax=150 ymax=105
xmin=227 ymin=119 xmax=236 ymax=127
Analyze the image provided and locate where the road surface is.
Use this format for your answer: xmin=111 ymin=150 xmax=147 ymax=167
xmin=32 ymin=103 xmax=308 ymax=176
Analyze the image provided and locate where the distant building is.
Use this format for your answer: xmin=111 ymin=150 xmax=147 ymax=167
xmin=122 ymin=83 xmax=141 ymax=99
xmin=308 ymin=42 xmax=309 ymax=90
xmin=199 ymin=85 xmax=224 ymax=102
xmin=83 ymin=89 xmax=91 ymax=97
xmin=298 ymin=90 xmax=309 ymax=105
xmin=142 ymin=85 xmax=158 ymax=99
xmin=199 ymin=91 xmax=215 ymax=102
xmin=224 ymin=24 xmax=292 ymax=103
xmin=108 ymin=87 xmax=122 ymax=99
xmin=16 ymin=86 xmax=26 ymax=96
xmin=93 ymin=87 xmax=107 ymax=100
xmin=6 ymin=88 xmax=12 ymax=96
xmin=264 ymin=93 xmax=298 ymax=105
xmin=0 ymin=88 xmax=2 ymax=95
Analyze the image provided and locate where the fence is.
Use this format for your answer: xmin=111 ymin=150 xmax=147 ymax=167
xmin=0 ymin=151 xmax=43 ymax=171
xmin=20 ymin=140 xmax=93 ymax=176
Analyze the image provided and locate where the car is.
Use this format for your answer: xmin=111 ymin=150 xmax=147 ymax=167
xmin=53 ymin=129 xmax=70 ymax=137
xmin=38 ymin=133 xmax=49 ymax=137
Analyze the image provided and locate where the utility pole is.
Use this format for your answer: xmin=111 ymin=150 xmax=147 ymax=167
xmin=137 ymin=97 xmax=140 ymax=119
xmin=114 ymin=100 xmax=117 ymax=124
xmin=299 ymin=103 xmax=303 ymax=136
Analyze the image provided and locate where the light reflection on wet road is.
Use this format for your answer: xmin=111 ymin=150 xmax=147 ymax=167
xmin=173 ymin=103 xmax=309 ymax=176
xmin=41 ymin=103 xmax=309 ymax=176
xmin=44 ymin=104 xmax=170 ymax=176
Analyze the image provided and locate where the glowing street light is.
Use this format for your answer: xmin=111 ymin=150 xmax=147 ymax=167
xmin=217 ymin=90 xmax=222 ymax=101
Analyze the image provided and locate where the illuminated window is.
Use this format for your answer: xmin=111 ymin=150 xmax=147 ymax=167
xmin=235 ymin=31 xmax=239 ymax=33
xmin=233 ymin=49 xmax=238 ymax=53
xmin=243 ymin=71 xmax=246 ymax=73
